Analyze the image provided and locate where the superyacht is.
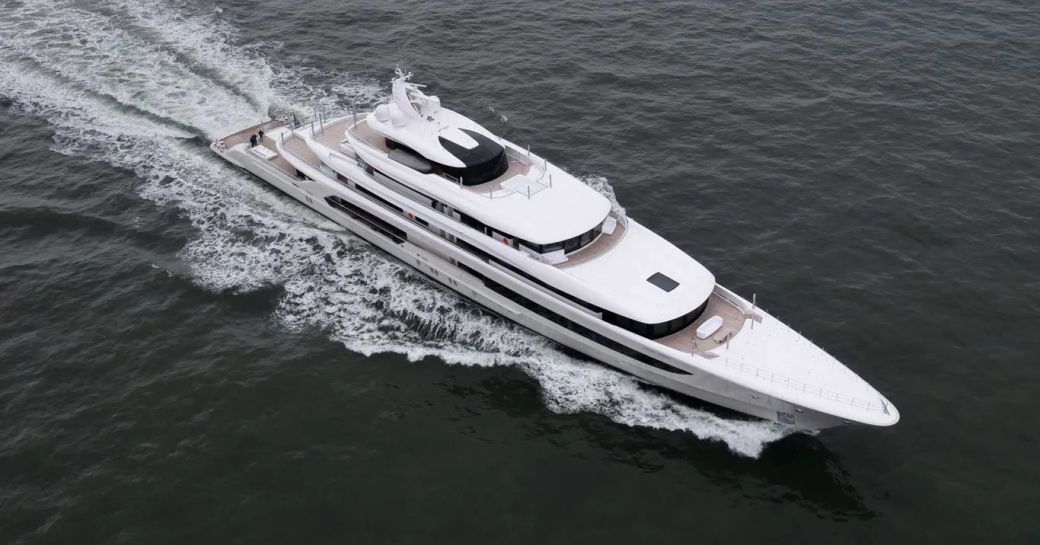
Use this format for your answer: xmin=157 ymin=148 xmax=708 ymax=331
xmin=212 ymin=70 xmax=898 ymax=430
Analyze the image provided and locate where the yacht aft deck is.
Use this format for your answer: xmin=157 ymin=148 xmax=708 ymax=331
xmin=215 ymin=121 xmax=297 ymax=175
xmin=215 ymin=120 xmax=329 ymax=182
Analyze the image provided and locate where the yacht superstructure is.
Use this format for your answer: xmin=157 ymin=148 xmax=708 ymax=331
xmin=211 ymin=71 xmax=899 ymax=431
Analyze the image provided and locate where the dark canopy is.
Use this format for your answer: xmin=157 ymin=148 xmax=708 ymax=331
xmin=438 ymin=129 xmax=508 ymax=185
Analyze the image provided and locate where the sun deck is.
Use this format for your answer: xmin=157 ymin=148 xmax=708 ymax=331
xmin=348 ymin=118 xmax=532 ymax=195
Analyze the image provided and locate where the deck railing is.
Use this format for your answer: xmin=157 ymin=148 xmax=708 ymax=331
xmin=715 ymin=354 xmax=890 ymax=414
xmin=695 ymin=290 xmax=891 ymax=415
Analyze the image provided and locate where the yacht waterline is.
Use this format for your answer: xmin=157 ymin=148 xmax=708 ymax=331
xmin=211 ymin=72 xmax=898 ymax=431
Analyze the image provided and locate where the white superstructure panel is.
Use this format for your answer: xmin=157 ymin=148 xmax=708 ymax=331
xmin=348 ymin=135 xmax=612 ymax=245
xmin=561 ymin=219 xmax=716 ymax=323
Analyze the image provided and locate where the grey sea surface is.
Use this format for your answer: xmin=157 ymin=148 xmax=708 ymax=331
xmin=1 ymin=0 xmax=1038 ymax=543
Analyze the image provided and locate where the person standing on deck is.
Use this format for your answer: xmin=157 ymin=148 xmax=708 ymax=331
xmin=249 ymin=134 xmax=258 ymax=148
xmin=258 ymin=127 xmax=265 ymax=143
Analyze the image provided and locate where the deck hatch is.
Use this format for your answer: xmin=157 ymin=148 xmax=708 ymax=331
xmin=647 ymin=272 xmax=679 ymax=292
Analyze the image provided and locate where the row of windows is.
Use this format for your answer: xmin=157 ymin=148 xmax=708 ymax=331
xmin=603 ymin=301 xmax=708 ymax=340
xmin=455 ymin=262 xmax=690 ymax=375
xmin=381 ymin=141 xmax=602 ymax=255
xmin=455 ymin=208 xmax=604 ymax=257
xmin=451 ymin=237 xmax=704 ymax=340
xmin=324 ymin=179 xmax=695 ymax=371
xmin=448 ymin=237 xmax=601 ymax=315
xmin=522 ymin=224 xmax=603 ymax=255
xmin=325 ymin=196 xmax=407 ymax=245
xmin=489 ymin=255 xmax=604 ymax=314
xmin=353 ymin=182 xmax=403 ymax=214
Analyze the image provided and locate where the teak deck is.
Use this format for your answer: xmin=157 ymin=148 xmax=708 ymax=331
xmin=657 ymin=293 xmax=750 ymax=357
xmin=217 ymin=121 xmax=296 ymax=176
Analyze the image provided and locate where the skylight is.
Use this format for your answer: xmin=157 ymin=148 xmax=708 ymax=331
xmin=647 ymin=272 xmax=679 ymax=292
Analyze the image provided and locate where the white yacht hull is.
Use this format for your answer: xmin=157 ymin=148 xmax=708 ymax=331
xmin=211 ymin=125 xmax=873 ymax=432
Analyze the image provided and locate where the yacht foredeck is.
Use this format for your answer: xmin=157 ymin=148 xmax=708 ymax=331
xmin=657 ymin=290 xmax=751 ymax=357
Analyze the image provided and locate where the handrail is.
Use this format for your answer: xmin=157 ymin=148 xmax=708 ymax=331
xmin=716 ymin=355 xmax=889 ymax=413
xmin=679 ymin=289 xmax=890 ymax=415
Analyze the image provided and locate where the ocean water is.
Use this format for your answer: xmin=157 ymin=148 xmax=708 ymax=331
xmin=0 ymin=0 xmax=1037 ymax=543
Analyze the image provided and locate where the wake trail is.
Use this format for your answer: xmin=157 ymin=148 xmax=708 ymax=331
xmin=0 ymin=0 xmax=258 ymax=137
xmin=0 ymin=0 xmax=789 ymax=457
xmin=103 ymin=0 xmax=274 ymax=114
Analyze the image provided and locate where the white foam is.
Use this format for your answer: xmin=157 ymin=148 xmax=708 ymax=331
xmin=0 ymin=62 xmax=189 ymax=141
xmin=581 ymin=174 xmax=627 ymax=218
xmin=111 ymin=0 xmax=275 ymax=115
xmin=0 ymin=2 xmax=790 ymax=457
xmin=0 ymin=0 xmax=259 ymax=136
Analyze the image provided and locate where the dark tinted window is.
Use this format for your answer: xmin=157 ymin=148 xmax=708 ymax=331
xmin=528 ymin=223 xmax=602 ymax=254
xmin=325 ymin=196 xmax=407 ymax=244
xmin=603 ymin=298 xmax=708 ymax=340
xmin=353 ymin=183 xmax=403 ymax=214
xmin=458 ymin=263 xmax=691 ymax=375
